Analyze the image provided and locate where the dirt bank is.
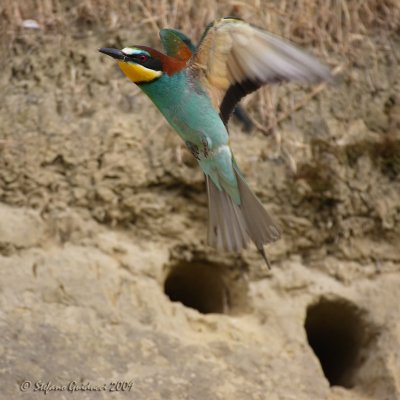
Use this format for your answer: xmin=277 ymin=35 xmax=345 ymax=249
xmin=0 ymin=1 xmax=399 ymax=399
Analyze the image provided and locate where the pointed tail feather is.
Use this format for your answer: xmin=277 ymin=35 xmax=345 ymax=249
xmin=206 ymin=172 xmax=280 ymax=264
xmin=207 ymin=175 xmax=250 ymax=252
xmin=234 ymin=169 xmax=281 ymax=248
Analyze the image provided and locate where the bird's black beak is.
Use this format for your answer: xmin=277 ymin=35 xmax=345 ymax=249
xmin=99 ymin=48 xmax=125 ymax=61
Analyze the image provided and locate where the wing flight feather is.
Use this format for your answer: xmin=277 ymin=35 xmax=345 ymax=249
xmin=190 ymin=18 xmax=333 ymax=123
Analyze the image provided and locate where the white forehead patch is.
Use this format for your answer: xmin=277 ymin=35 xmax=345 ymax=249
xmin=121 ymin=47 xmax=150 ymax=57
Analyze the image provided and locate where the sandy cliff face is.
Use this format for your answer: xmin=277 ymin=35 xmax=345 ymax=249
xmin=0 ymin=3 xmax=399 ymax=399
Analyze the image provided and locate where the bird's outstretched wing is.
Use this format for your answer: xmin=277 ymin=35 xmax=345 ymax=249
xmin=159 ymin=29 xmax=194 ymax=61
xmin=190 ymin=17 xmax=334 ymax=125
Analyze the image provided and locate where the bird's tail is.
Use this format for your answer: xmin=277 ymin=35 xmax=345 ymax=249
xmin=206 ymin=168 xmax=280 ymax=267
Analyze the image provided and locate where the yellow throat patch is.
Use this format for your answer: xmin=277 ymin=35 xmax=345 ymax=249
xmin=117 ymin=61 xmax=162 ymax=83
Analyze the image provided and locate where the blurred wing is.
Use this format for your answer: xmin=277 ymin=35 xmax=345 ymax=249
xmin=191 ymin=17 xmax=333 ymax=124
xmin=159 ymin=28 xmax=194 ymax=61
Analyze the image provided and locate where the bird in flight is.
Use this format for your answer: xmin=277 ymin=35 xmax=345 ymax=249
xmin=99 ymin=17 xmax=333 ymax=267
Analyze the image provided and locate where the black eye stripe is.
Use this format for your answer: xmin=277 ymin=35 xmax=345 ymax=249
xmin=128 ymin=56 xmax=162 ymax=72
xmin=129 ymin=54 xmax=148 ymax=62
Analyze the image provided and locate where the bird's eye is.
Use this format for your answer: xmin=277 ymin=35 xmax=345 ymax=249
xmin=136 ymin=54 xmax=149 ymax=63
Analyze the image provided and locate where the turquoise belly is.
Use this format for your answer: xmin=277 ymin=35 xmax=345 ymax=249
xmin=139 ymin=71 xmax=229 ymax=151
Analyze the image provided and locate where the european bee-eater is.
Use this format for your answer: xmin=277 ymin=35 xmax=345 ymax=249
xmin=99 ymin=17 xmax=333 ymax=266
